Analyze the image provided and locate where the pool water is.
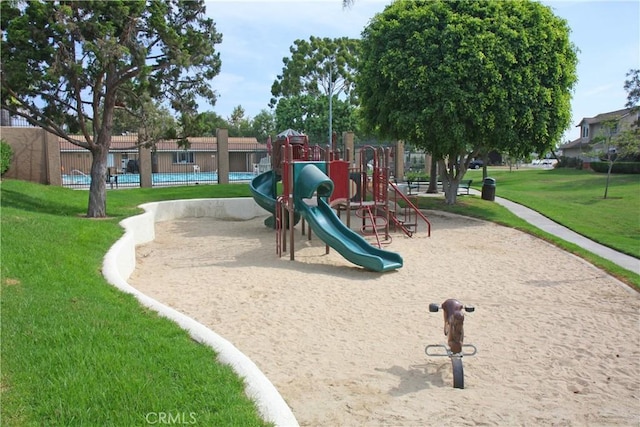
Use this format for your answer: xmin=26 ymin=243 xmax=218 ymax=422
xmin=63 ymin=171 xmax=257 ymax=186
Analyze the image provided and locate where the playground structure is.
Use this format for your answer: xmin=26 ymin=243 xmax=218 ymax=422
xmin=425 ymin=299 xmax=477 ymax=389
xmin=249 ymin=129 xmax=431 ymax=272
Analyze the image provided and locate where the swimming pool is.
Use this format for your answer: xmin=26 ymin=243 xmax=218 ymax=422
xmin=63 ymin=171 xmax=258 ymax=187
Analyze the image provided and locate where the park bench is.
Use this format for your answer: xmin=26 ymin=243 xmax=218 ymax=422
xmin=405 ymin=179 xmax=472 ymax=195
xmin=458 ymin=179 xmax=472 ymax=195
xmin=407 ymin=179 xmax=429 ymax=194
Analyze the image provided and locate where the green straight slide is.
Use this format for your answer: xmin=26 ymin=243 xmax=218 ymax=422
xmin=294 ymin=164 xmax=402 ymax=272
xmin=250 ymin=165 xmax=402 ymax=271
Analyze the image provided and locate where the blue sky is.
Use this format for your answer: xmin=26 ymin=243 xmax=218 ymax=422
xmin=205 ymin=0 xmax=639 ymax=142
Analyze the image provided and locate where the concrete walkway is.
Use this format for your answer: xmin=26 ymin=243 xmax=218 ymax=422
xmin=469 ymin=190 xmax=639 ymax=275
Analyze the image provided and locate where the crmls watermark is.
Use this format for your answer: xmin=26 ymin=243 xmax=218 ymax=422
xmin=144 ymin=412 xmax=197 ymax=425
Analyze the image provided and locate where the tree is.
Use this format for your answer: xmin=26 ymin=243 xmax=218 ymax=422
xmin=357 ymin=0 xmax=578 ymax=204
xmin=227 ymin=105 xmax=252 ymax=137
xmin=191 ymin=111 xmax=228 ymax=137
xmin=1 ymin=1 xmax=222 ymax=217
xmin=112 ymin=100 xmax=176 ymax=141
xmin=274 ymin=94 xmax=357 ymax=145
xmin=589 ymin=117 xmax=638 ymax=199
xmin=624 ymin=68 xmax=640 ymax=128
xmin=588 ymin=70 xmax=640 ymax=198
xmin=270 ymin=36 xmax=359 ymax=143
xmin=251 ymin=109 xmax=276 ymax=143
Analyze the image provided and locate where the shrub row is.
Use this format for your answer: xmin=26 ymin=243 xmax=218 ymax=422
xmin=557 ymin=156 xmax=583 ymax=169
xmin=589 ymin=161 xmax=640 ymax=174
xmin=404 ymin=171 xmax=430 ymax=181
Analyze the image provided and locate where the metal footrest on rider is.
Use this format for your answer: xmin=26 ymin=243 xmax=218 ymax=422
xmin=425 ymin=343 xmax=477 ymax=357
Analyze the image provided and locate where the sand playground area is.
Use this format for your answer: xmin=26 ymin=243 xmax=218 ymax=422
xmin=128 ymin=211 xmax=640 ymax=426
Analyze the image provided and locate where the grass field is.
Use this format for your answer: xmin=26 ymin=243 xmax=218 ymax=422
xmin=465 ymin=167 xmax=639 ymax=258
xmin=1 ymin=181 xmax=269 ymax=426
xmin=1 ymin=167 xmax=638 ymax=424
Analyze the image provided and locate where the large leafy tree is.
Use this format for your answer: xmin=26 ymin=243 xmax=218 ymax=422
xmin=1 ymin=0 xmax=222 ymax=217
xmin=275 ymin=94 xmax=357 ymax=144
xmin=358 ymin=0 xmax=578 ymax=204
xmin=270 ymin=36 xmax=359 ymax=143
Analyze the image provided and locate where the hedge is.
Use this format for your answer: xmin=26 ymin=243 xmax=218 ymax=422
xmin=589 ymin=161 xmax=640 ymax=174
xmin=1 ymin=140 xmax=13 ymax=175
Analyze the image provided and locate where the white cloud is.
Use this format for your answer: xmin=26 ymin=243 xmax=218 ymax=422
xmin=203 ymin=1 xmax=389 ymax=118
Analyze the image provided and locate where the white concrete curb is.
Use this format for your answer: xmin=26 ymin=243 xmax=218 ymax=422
xmin=102 ymin=198 xmax=299 ymax=427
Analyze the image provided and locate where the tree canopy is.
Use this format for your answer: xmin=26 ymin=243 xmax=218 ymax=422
xmin=270 ymin=36 xmax=359 ymax=105
xmin=1 ymin=0 xmax=222 ymax=217
xmin=625 ymin=68 xmax=640 ymax=129
xmin=357 ymin=0 xmax=578 ymax=203
xmin=270 ymin=36 xmax=360 ymax=144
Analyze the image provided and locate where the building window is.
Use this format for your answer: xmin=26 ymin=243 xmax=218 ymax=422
xmin=173 ymin=151 xmax=195 ymax=164
xmin=582 ymin=125 xmax=589 ymax=138
xmin=611 ymin=123 xmax=619 ymax=134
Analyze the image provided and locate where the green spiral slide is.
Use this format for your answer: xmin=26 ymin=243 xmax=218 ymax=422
xmin=250 ymin=165 xmax=402 ymax=272
xmin=249 ymin=169 xmax=300 ymax=228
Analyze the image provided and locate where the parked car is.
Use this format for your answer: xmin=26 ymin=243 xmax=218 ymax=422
xmin=469 ymin=159 xmax=483 ymax=169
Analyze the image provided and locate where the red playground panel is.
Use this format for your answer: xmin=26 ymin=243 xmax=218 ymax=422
xmin=329 ymin=160 xmax=350 ymax=202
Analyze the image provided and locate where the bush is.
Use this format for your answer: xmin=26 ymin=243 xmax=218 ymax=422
xmin=557 ymin=156 xmax=583 ymax=169
xmin=405 ymin=171 xmax=430 ymax=181
xmin=589 ymin=161 xmax=640 ymax=174
xmin=1 ymin=140 xmax=13 ymax=175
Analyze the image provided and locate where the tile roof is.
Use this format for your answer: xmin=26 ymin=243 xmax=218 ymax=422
xmin=59 ymin=135 xmax=263 ymax=152
xmin=575 ymin=108 xmax=632 ymax=126
xmin=558 ymin=138 xmax=581 ymax=149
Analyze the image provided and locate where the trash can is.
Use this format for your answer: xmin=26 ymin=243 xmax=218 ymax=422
xmin=481 ymin=177 xmax=496 ymax=201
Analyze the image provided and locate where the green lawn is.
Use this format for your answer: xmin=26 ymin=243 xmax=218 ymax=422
xmin=466 ymin=167 xmax=639 ymax=258
xmin=1 ymin=168 xmax=638 ymax=424
xmin=1 ymin=181 xmax=269 ymax=426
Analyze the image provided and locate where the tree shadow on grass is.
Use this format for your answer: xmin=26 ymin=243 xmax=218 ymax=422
xmin=1 ymin=188 xmax=87 ymax=217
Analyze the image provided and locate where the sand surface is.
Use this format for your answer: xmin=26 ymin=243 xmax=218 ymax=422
xmin=128 ymin=212 xmax=640 ymax=426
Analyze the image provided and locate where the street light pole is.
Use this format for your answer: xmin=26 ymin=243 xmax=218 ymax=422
xmin=328 ymin=64 xmax=333 ymax=146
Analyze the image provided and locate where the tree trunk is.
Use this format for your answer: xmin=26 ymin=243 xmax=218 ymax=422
xmin=444 ymin=180 xmax=459 ymax=204
xmin=87 ymin=145 xmax=109 ymax=217
xmin=439 ymin=159 xmax=459 ymax=205
xmin=604 ymin=161 xmax=613 ymax=199
xmin=87 ymin=84 xmax=117 ymax=218
xmin=482 ymin=153 xmax=489 ymax=180
xmin=427 ymin=155 xmax=439 ymax=193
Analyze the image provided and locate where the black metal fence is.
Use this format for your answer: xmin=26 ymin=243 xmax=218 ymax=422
xmin=61 ymin=144 xmax=270 ymax=189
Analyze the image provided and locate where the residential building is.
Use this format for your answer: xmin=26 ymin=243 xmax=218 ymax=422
xmin=59 ymin=134 xmax=266 ymax=176
xmin=559 ymin=108 xmax=638 ymax=159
